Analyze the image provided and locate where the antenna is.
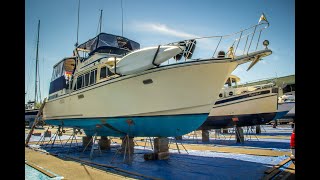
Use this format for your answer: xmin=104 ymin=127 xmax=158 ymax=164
xmin=75 ymin=0 xmax=80 ymax=47
xmin=121 ymin=0 xmax=123 ymax=36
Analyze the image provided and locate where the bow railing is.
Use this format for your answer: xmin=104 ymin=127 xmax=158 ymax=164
xmin=166 ymin=21 xmax=270 ymax=62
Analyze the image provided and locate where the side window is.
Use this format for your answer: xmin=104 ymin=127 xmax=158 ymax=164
xmin=90 ymin=70 xmax=97 ymax=85
xmin=107 ymin=67 xmax=114 ymax=76
xmin=100 ymin=66 xmax=107 ymax=79
xmin=76 ymin=75 xmax=83 ymax=89
xmin=84 ymin=73 xmax=89 ymax=87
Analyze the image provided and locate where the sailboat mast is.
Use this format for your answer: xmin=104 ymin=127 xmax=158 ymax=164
xmin=35 ymin=20 xmax=40 ymax=104
xmin=121 ymin=0 xmax=123 ymax=36
xmin=99 ymin=9 xmax=103 ymax=33
xmin=75 ymin=0 xmax=80 ymax=47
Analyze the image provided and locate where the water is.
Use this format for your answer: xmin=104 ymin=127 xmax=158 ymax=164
xmin=25 ymin=164 xmax=63 ymax=180
xmin=25 ymin=164 xmax=51 ymax=180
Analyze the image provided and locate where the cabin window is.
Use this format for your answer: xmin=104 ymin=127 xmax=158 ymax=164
xmin=84 ymin=73 xmax=89 ymax=87
xmin=100 ymin=66 xmax=107 ymax=79
xmin=90 ymin=70 xmax=97 ymax=85
xmin=73 ymin=69 xmax=98 ymax=91
xmin=76 ymin=75 xmax=83 ymax=89
xmin=107 ymin=68 xmax=114 ymax=76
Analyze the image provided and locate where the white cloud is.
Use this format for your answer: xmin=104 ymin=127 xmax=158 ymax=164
xmin=133 ymin=22 xmax=199 ymax=39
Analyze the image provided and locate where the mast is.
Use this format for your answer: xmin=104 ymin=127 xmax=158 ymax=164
xmin=75 ymin=0 xmax=80 ymax=47
xmin=121 ymin=0 xmax=123 ymax=36
xmin=35 ymin=20 xmax=40 ymax=104
xmin=99 ymin=9 xmax=103 ymax=33
xmin=96 ymin=9 xmax=103 ymax=35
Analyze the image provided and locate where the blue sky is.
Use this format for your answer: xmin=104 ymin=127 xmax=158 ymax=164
xmin=25 ymin=0 xmax=294 ymax=103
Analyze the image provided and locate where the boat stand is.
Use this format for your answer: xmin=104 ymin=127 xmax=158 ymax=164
xmin=110 ymin=134 xmax=134 ymax=164
xmin=111 ymin=120 xmax=135 ymax=164
xmin=44 ymin=126 xmax=64 ymax=149
xmin=36 ymin=126 xmax=51 ymax=145
xmin=261 ymin=125 xmax=267 ymax=132
xmin=143 ymin=137 xmax=154 ymax=150
xmin=169 ymin=137 xmax=189 ymax=154
xmin=245 ymin=126 xmax=259 ymax=141
xmin=81 ymin=132 xmax=101 ymax=160
xmin=228 ymin=126 xmax=244 ymax=144
xmin=65 ymin=128 xmax=82 ymax=154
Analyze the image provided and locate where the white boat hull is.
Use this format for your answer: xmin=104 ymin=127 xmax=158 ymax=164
xmin=43 ymin=60 xmax=238 ymax=137
xmin=278 ymin=102 xmax=295 ymax=119
xmin=200 ymin=88 xmax=278 ymax=129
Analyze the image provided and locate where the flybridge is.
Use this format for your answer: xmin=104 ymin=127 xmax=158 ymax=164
xmin=76 ymin=33 xmax=140 ymax=59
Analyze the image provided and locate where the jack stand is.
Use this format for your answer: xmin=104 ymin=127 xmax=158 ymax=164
xmin=235 ymin=126 xmax=244 ymax=144
xmin=133 ymin=139 xmax=139 ymax=146
xmin=228 ymin=126 xmax=244 ymax=144
xmin=261 ymin=125 xmax=267 ymax=132
xmin=44 ymin=126 xmax=64 ymax=149
xmin=36 ymin=126 xmax=51 ymax=145
xmin=110 ymin=135 xmax=133 ymax=164
xmin=65 ymin=128 xmax=82 ymax=154
xmin=81 ymin=132 xmax=101 ymax=160
xmin=245 ymin=126 xmax=259 ymax=141
xmin=123 ymin=135 xmax=131 ymax=163
xmin=143 ymin=137 xmax=154 ymax=150
xmin=111 ymin=119 xmax=134 ymax=164
xmin=170 ymin=137 xmax=188 ymax=154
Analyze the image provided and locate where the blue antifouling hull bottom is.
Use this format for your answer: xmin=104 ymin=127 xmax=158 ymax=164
xmin=45 ymin=113 xmax=209 ymax=137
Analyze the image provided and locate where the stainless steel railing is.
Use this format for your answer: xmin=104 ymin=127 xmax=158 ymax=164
xmin=167 ymin=21 xmax=270 ymax=61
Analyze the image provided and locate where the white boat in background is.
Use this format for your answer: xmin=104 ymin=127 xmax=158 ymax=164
xmin=277 ymin=93 xmax=295 ymax=119
xmin=25 ymin=101 xmax=39 ymax=127
xmin=199 ymin=75 xmax=278 ymax=130
xmin=43 ymin=18 xmax=272 ymax=138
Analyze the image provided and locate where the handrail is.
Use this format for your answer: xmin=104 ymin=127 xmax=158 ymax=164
xmin=212 ymin=36 xmax=223 ymax=58
xmin=167 ymin=22 xmax=269 ymax=60
xmin=168 ymin=22 xmax=269 ymax=45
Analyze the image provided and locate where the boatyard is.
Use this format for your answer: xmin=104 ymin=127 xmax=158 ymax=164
xmin=25 ymin=124 xmax=294 ymax=179
xmin=25 ymin=0 xmax=295 ymax=179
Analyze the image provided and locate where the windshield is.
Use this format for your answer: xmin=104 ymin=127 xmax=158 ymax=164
xmin=51 ymin=58 xmax=76 ymax=81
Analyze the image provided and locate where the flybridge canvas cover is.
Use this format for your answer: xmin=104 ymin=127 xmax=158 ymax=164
xmin=77 ymin=33 xmax=140 ymax=55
